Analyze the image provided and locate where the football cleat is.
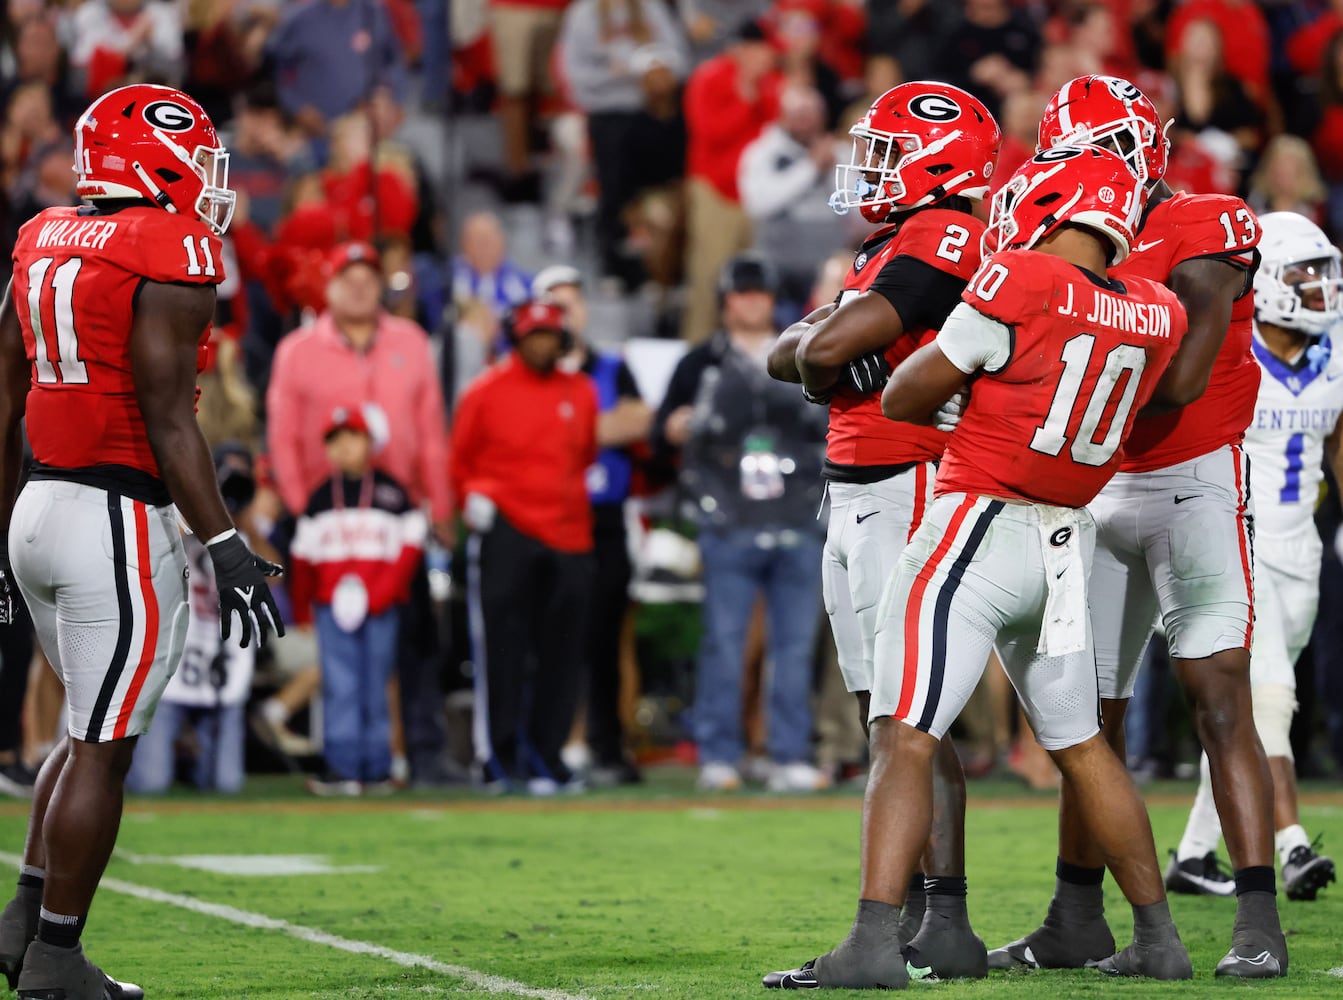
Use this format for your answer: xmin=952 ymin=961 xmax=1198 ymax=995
xmin=1283 ymin=840 xmax=1336 ymax=901
xmin=904 ymin=909 xmax=987 ymax=979
xmin=16 ymin=939 xmax=144 ymax=999
xmin=987 ymin=914 xmax=1115 ymax=971
xmin=0 ymin=888 xmax=41 ymax=989
xmin=1164 ymin=850 xmax=1235 ymax=897
xmin=1090 ymin=939 xmax=1193 ymax=980
xmin=763 ymin=959 xmax=820 ymax=989
xmin=763 ymin=955 xmax=920 ymax=990
xmin=1214 ymin=911 xmax=1288 ymax=979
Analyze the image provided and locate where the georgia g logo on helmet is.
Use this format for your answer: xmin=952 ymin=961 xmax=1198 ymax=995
xmin=1102 ymin=76 xmax=1143 ymax=104
xmin=1034 ymin=146 xmax=1084 ymax=163
xmin=908 ymin=93 xmax=962 ymax=122
xmin=142 ymin=100 xmax=196 ymax=132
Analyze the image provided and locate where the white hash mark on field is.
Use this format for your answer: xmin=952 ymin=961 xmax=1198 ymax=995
xmin=116 ymin=851 xmax=382 ymax=876
xmin=1326 ymin=967 xmax=1343 ymax=978
xmin=0 ymin=852 xmax=593 ymax=1000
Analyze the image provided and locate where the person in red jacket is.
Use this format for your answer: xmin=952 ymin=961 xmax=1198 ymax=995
xmin=451 ymin=300 xmax=598 ymax=794
xmin=681 ymin=20 xmax=783 ymax=341
xmin=289 ymin=406 xmax=427 ymax=795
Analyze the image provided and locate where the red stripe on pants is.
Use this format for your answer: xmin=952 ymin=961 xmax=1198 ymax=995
xmin=113 ymin=502 xmax=160 ymax=740
xmin=908 ymin=463 xmax=928 ymax=543
xmin=896 ymin=494 xmax=977 ymax=720
xmin=1230 ymin=444 xmax=1254 ymax=647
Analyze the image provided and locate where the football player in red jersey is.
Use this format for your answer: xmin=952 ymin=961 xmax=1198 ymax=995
xmin=765 ymin=81 xmax=1001 ymax=981
xmin=0 ymin=85 xmax=284 ymax=998
xmin=988 ymin=75 xmax=1288 ymax=980
xmin=765 ymin=145 xmax=1193 ymax=989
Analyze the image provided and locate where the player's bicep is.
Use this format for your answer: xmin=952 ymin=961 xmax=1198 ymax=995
xmin=130 ymin=280 xmax=216 ymax=428
xmin=0 ymin=281 xmax=26 ymax=397
xmin=797 ymin=292 xmax=904 ymax=369
xmin=1150 ymin=257 xmax=1244 ymax=408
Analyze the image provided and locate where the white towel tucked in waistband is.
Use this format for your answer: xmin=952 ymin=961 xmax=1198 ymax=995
xmin=1036 ymin=506 xmax=1088 ymax=657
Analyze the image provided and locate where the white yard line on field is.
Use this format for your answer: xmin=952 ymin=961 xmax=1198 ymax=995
xmin=0 ymin=851 xmax=593 ymax=1000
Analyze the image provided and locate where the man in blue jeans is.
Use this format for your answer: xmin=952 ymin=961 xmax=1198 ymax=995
xmin=653 ymin=254 xmax=828 ymax=791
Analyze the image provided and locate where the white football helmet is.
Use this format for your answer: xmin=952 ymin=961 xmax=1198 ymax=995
xmin=1254 ymin=212 xmax=1343 ymax=337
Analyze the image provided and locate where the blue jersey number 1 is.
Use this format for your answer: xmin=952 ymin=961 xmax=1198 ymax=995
xmin=1280 ymin=432 xmax=1306 ymax=503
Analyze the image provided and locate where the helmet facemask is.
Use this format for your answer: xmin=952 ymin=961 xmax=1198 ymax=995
xmin=191 ymin=143 xmax=236 ymax=234
xmin=982 ymin=160 xmax=1084 ymax=257
xmin=830 ymin=124 xmax=968 ymax=221
xmin=1258 ymin=252 xmax=1343 ymax=337
xmin=1049 ymin=117 xmax=1154 ymax=183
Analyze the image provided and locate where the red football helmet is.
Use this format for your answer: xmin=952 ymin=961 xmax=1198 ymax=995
xmin=1037 ymin=75 xmax=1170 ymax=183
xmin=983 ymin=144 xmax=1146 ymax=264
xmin=830 ymin=82 xmax=1002 ymax=223
xmin=74 ymin=84 xmax=235 ymax=234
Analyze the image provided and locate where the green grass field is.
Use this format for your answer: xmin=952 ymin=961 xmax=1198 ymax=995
xmin=0 ymin=772 xmax=1339 ymax=998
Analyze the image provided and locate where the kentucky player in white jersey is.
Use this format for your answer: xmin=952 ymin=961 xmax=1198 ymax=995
xmin=1167 ymin=212 xmax=1338 ymax=902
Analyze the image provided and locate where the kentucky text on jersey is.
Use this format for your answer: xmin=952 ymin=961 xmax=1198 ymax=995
xmin=33 ymin=217 xmax=119 ymax=251
xmin=1064 ymin=287 xmax=1174 ymax=339
xmin=1255 ymin=405 xmax=1342 ymax=431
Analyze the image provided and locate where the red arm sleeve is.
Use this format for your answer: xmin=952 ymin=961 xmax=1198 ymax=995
xmin=448 ymin=382 xmax=484 ymax=508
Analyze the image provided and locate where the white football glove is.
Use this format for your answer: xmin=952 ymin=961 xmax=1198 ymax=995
xmin=933 ymin=389 xmax=969 ymax=432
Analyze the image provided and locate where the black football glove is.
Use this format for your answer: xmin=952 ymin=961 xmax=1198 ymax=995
xmin=842 ymin=350 xmax=892 ymax=395
xmin=802 ymin=383 xmax=835 ymax=405
xmin=208 ymin=532 xmax=285 ymax=649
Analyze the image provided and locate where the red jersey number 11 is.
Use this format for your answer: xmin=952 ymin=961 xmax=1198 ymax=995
xmin=25 ymin=256 xmax=89 ymax=386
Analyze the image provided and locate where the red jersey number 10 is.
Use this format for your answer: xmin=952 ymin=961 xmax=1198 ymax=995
xmin=25 ymin=257 xmax=89 ymax=386
xmin=1029 ymin=334 xmax=1147 ymax=467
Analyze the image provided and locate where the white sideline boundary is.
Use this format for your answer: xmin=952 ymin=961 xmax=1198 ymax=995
xmin=0 ymin=852 xmax=591 ymax=1000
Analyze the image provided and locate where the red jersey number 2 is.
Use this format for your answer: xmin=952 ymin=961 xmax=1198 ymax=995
xmin=24 ymin=257 xmax=88 ymax=386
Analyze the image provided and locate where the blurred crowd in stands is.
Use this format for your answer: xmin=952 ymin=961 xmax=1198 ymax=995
xmin=1 ymin=0 xmax=1342 ymax=798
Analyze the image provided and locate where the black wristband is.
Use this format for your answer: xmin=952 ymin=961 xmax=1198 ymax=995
xmin=207 ymin=532 xmax=251 ymax=577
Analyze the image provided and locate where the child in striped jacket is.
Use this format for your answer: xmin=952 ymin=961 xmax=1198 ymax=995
xmin=289 ymin=406 xmax=427 ymax=794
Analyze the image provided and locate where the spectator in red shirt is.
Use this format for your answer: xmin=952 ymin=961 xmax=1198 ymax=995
xmin=451 ymin=300 xmax=598 ymax=793
xmin=1287 ymin=0 xmax=1343 ymax=78
xmin=680 ymin=21 xmax=781 ymax=342
xmin=1165 ymin=0 xmax=1270 ymax=105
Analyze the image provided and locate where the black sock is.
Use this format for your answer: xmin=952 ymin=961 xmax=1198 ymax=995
xmin=925 ymin=875 xmax=967 ymax=897
xmin=1057 ymin=859 xmax=1105 ymax=886
xmin=1233 ymin=866 xmax=1275 ymax=897
xmin=1047 ymin=858 xmax=1105 ymax=925
xmin=17 ymin=868 xmax=44 ymax=893
xmin=923 ymin=875 xmax=970 ymax=924
xmin=907 ymin=872 xmax=926 ymax=898
xmin=36 ymin=908 xmax=83 ymax=949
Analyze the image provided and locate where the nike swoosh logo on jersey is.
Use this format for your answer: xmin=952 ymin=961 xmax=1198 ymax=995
xmin=856 ymin=511 xmax=881 ymax=524
xmin=1173 ymin=494 xmax=1199 ymax=504
xmin=1133 ymin=239 xmax=1165 ymax=253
